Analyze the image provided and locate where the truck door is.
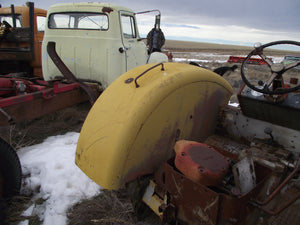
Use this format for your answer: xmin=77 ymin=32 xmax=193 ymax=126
xmin=120 ymin=11 xmax=148 ymax=71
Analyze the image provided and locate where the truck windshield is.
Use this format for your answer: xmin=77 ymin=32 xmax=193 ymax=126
xmin=49 ymin=12 xmax=108 ymax=30
xmin=0 ymin=15 xmax=22 ymax=27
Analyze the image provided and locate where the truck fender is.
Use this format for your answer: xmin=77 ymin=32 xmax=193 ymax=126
xmin=75 ymin=63 xmax=233 ymax=190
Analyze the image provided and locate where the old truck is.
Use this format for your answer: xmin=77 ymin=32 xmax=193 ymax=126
xmin=0 ymin=2 xmax=167 ymax=199
xmin=76 ymin=40 xmax=300 ymax=224
xmin=0 ymin=2 xmax=46 ymax=77
xmin=0 ymin=1 xmax=46 ymax=200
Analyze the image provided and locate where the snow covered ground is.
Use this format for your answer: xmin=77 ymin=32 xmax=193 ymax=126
xmin=17 ymin=132 xmax=101 ymax=225
xmin=172 ymin=52 xmax=230 ymax=64
xmin=172 ymin=52 xmax=284 ymax=64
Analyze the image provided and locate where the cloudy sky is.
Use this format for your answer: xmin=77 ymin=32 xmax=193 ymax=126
xmin=2 ymin=0 xmax=300 ymax=46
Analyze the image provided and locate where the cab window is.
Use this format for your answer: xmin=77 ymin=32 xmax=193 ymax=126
xmin=49 ymin=12 xmax=108 ymax=30
xmin=0 ymin=15 xmax=22 ymax=27
xmin=121 ymin=14 xmax=136 ymax=38
xmin=37 ymin=16 xmax=46 ymax=32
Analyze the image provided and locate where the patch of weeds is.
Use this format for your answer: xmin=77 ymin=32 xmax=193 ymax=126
xmin=4 ymin=195 xmax=46 ymax=225
xmin=67 ymin=189 xmax=138 ymax=225
xmin=67 ymin=189 xmax=160 ymax=225
xmin=28 ymin=215 xmax=42 ymax=225
xmin=4 ymin=195 xmax=31 ymax=225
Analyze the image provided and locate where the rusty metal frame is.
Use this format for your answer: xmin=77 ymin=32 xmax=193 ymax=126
xmin=254 ymin=158 xmax=300 ymax=206
xmin=159 ymin=158 xmax=273 ymax=224
xmin=256 ymin=191 xmax=300 ymax=215
xmin=248 ymin=158 xmax=300 ymax=216
xmin=0 ymin=82 xmax=90 ymax=126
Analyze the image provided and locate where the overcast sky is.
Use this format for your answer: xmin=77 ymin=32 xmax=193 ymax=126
xmin=2 ymin=0 xmax=300 ymax=46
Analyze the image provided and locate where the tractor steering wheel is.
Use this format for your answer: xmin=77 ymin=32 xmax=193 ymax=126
xmin=241 ymin=40 xmax=300 ymax=95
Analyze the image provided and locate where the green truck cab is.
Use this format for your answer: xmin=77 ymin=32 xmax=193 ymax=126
xmin=42 ymin=2 xmax=166 ymax=88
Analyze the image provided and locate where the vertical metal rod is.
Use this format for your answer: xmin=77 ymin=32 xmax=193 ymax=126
xmin=10 ymin=4 xmax=16 ymax=28
xmin=28 ymin=2 xmax=34 ymax=58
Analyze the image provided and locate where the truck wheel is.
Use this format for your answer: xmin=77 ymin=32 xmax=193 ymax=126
xmin=0 ymin=138 xmax=22 ymax=198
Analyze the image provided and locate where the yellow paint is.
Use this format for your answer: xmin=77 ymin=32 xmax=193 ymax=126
xmin=75 ymin=62 xmax=233 ymax=190
xmin=142 ymin=180 xmax=164 ymax=217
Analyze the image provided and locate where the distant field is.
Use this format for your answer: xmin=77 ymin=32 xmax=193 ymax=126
xmin=163 ymin=39 xmax=295 ymax=56
xmin=164 ymin=39 xmax=253 ymax=51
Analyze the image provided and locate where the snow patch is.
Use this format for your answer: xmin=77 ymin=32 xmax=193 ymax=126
xmin=18 ymin=132 xmax=101 ymax=225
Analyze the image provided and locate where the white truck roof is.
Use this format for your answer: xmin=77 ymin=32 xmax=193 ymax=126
xmin=47 ymin=2 xmax=133 ymax=14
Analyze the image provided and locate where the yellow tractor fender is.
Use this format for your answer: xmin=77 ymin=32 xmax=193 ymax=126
xmin=75 ymin=62 xmax=233 ymax=190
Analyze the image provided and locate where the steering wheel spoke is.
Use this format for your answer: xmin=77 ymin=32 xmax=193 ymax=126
xmin=258 ymin=53 xmax=273 ymax=67
xmin=283 ymin=61 xmax=300 ymax=72
xmin=265 ymin=73 xmax=277 ymax=87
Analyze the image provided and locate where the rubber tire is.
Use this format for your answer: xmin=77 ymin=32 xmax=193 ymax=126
xmin=0 ymin=138 xmax=22 ymax=198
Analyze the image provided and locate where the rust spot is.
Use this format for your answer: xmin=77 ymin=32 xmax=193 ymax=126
xmin=76 ymin=152 xmax=81 ymax=160
xmin=174 ymin=141 xmax=230 ymax=186
xmin=102 ymin=7 xmax=113 ymax=14
xmin=188 ymin=145 xmax=227 ymax=173
xmin=191 ymin=89 xmax=227 ymax=141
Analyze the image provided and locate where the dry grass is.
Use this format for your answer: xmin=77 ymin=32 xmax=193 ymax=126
xmin=164 ymin=39 xmax=296 ymax=56
xmin=2 ymin=195 xmax=38 ymax=225
xmin=67 ymin=190 xmax=149 ymax=225
xmin=164 ymin=39 xmax=254 ymax=53
xmin=0 ymin=102 xmax=91 ymax=150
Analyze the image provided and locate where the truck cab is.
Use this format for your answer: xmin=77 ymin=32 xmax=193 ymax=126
xmin=42 ymin=2 xmax=153 ymax=88
xmin=0 ymin=2 xmax=46 ymax=77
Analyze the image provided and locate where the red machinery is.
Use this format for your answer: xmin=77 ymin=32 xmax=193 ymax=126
xmin=228 ymin=55 xmax=273 ymax=65
xmin=0 ymin=42 xmax=99 ymax=126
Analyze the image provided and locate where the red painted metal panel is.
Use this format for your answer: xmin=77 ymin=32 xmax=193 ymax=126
xmin=0 ymin=94 xmax=34 ymax=108
xmin=0 ymin=83 xmax=89 ymax=125
xmin=0 ymin=82 xmax=80 ymax=108
xmin=174 ymin=140 xmax=230 ymax=186
xmin=228 ymin=56 xmax=272 ymax=65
